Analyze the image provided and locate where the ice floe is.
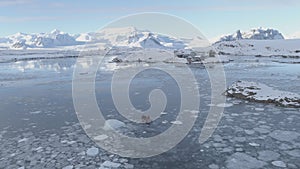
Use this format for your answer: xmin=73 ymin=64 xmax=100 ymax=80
xmin=100 ymin=161 xmax=121 ymax=168
xmin=225 ymin=81 xmax=300 ymax=107
xmin=62 ymin=165 xmax=74 ymax=169
xmin=170 ymin=120 xmax=183 ymax=125
xmin=86 ymin=147 xmax=99 ymax=157
xmin=271 ymin=161 xmax=287 ymax=168
xmin=226 ymin=152 xmax=267 ymax=169
xmin=258 ymin=150 xmax=280 ymax=161
xmin=286 ymin=149 xmax=300 ymax=157
xmin=269 ymin=130 xmax=300 ymax=142
xmin=103 ymin=119 xmax=126 ymax=131
xmin=94 ymin=134 xmax=109 ymax=141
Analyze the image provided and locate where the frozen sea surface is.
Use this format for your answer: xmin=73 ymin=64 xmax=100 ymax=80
xmin=0 ymin=55 xmax=300 ymax=168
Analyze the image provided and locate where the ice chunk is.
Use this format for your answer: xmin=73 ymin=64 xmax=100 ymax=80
xmin=62 ymin=166 xmax=74 ymax=169
xmin=94 ymin=134 xmax=108 ymax=141
xmin=101 ymin=161 xmax=121 ymax=168
xmin=208 ymin=164 xmax=219 ymax=169
xmin=248 ymin=142 xmax=260 ymax=147
xmin=269 ymin=130 xmax=300 ymax=142
xmin=271 ymin=161 xmax=287 ymax=168
xmin=216 ymin=103 xmax=233 ymax=108
xmin=160 ymin=112 xmax=168 ymax=115
xmin=29 ymin=111 xmax=41 ymax=114
xmin=86 ymin=147 xmax=99 ymax=157
xmin=18 ymin=138 xmax=28 ymax=143
xmin=244 ymin=130 xmax=255 ymax=135
xmin=124 ymin=163 xmax=134 ymax=169
xmin=258 ymin=150 xmax=280 ymax=161
xmin=226 ymin=152 xmax=267 ymax=169
xmin=254 ymin=108 xmax=264 ymax=111
xmin=286 ymin=149 xmax=300 ymax=157
xmin=170 ymin=120 xmax=183 ymax=125
xmin=103 ymin=119 xmax=126 ymax=130
xmin=162 ymin=120 xmax=168 ymax=124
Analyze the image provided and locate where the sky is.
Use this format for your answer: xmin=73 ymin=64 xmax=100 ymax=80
xmin=0 ymin=0 xmax=300 ymax=39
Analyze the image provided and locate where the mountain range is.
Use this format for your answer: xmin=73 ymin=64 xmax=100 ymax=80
xmin=217 ymin=28 xmax=285 ymax=42
xmin=0 ymin=27 xmax=298 ymax=50
xmin=0 ymin=27 xmax=188 ymax=50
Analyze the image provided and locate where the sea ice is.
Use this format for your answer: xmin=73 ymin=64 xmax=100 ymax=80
xmin=170 ymin=120 xmax=183 ymax=125
xmin=216 ymin=103 xmax=233 ymax=108
xmin=226 ymin=152 xmax=267 ymax=169
xmin=101 ymin=161 xmax=121 ymax=168
xmin=258 ymin=150 xmax=280 ymax=161
xmin=29 ymin=111 xmax=41 ymax=114
xmin=94 ymin=134 xmax=109 ymax=141
xmin=269 ymin=130 xmax=300 ymax=142
xmin=249 ymin=142 xmax=260 ymax=147
xmin=225 ymin=81 xmax=300 ymax=108
xmin=103 ymin=119 xmax=126 ymax=131
xmin=286 ymin=149 xmax=300 ymax=157
xmin=271 ymin=161 xmax=287 ymax=168
xmin=62 ymin=165 xmax=74 ymax=169
xmin=86 ymin=147 xmax=99 ymax=157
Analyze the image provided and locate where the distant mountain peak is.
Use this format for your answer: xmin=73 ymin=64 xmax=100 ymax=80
xmin=217 ymin=27 xmax=285 ymax=42
xmin=50 ymin=29 xmax=63 ymax=35
xmin=236 ymin=30 xmax=242 ymax=40
xmin=99 ymin=26 xmax=138 ymax=35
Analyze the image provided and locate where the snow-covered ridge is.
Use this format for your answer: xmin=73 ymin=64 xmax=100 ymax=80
xmin=217 ymin=28 xmax=284 ymax=42
xmin=0 ymin=29 xmax=79 ymax=49
xmin=214 ymin=27 xmax=300 ymax=57
xmin=214 ymin=39 xmax=300 ymax=57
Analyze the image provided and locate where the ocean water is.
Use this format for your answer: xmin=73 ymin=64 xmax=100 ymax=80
xmin=0 ymin=56 xmax=299 ymax=168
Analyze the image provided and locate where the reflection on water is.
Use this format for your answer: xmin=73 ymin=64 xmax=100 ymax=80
xmin=10 ymin=59 xmax=75 ymax=72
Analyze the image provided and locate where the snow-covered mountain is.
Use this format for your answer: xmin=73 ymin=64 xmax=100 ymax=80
xmin=213 ymin=28 xmax=300 ymax=57
xmin=217 ymin=28 xmax=284 ymax=42
xmin=0 ymin=27 xmax=189 ymax=50
xmin=1 ymin=29 xmax=79 ymax=49
xmin=1 ymin=27 xmax=299 ymax=58
xmin=75 ymin=27 xmax=187 ymax=49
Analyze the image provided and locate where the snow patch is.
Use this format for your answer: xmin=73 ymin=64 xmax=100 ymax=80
xmin=214 ymin=39 xmax=300 ymax=57
xmin=225 ymin=81 xmax=300 ymax=108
